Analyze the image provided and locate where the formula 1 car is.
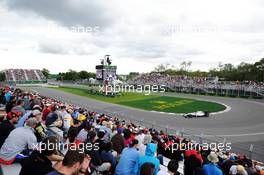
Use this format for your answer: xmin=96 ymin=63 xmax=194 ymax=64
xmin=183 ymin=111 xmax=210 ymax=118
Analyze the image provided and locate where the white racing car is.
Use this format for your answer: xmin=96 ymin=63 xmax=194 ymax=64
xmin=183 ymin=111 xmax=210 ymax=118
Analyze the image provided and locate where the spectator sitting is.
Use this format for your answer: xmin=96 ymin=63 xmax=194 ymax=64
xmin=0 ymin=111 xmax=20 ymax=149
xmin=95 ymin=130 xmax=107 ymax=153
xmin=203 ymin=152 xmax=223 ymax=175
xmin=11 ymin=99 xmax=26 ymax=116
xmin=0 ymin=118 xmax=38 ymax=165
xmin=85 ymin=130 xmax=111 ymax=174
xmin=115 ymin=139 xmax=140 ymax=175
xmin=32 ymin=109 xmax=47 ymax=142
xmin=46 ymin=113 xmax=64 ymax=141
xmin=135 ymin=143 xmax=160 ymax=175
xmin=139 ymin=134 xmax=152 ymax=155
xmin=67 ymin=119 xmax=81 ymax=143
xmin=123 ymin=128 xmax=133 ymax=147
xmin=140 ymin=162 xmax=155 ymax=175
xmin=4 ymin=90 xmax=12 ymax=104
xmin=46 ymin=149 xmax=85 ymax=175
xmin=229 ymin=164 xmax=248 ymax=175
xmin=19 ymin=136 xmax=63 ymax=175
xmin=61 ymin=105 xmax=72 ymax=132
xmin=5 ymin=96 xmax=16 ymax=113
xmin=111 ymin=127 xmax=125 ymax=155
xmin=100 ymin=142 xmax=117 ymax=172
xmin=76 ymin=122 xmax=92 ymax=143
xmin=184 ymin=154 xmax=204 ymax=175
xmin=158 ymin=160 xmax=181 ymax=175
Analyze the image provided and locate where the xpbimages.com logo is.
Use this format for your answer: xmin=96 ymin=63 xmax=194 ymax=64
xmin=98 ymin=84 xmax=166 ymax=95
xmin=164 ymin=141 xmax=232 ymax=153
xmin=33 ymin=141 xmax=99 ymax=154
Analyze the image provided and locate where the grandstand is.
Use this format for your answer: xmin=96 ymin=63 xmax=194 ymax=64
xmin=128 ymin=73 xmax=264 ymax=99
xmin=4 ymin=69 xmax=47 ymax=84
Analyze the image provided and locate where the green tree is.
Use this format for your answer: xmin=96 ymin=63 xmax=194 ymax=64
xmin=78 ymin=70 xmax=89 ymax=79
xmin=41 ymin=68 xmax=50 ymax=78
xmin=0 ymin=72 xmax=5 ymax=82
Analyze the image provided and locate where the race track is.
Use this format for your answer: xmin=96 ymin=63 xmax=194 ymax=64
xmin=29 ymin=87 xmax=264 ymax=162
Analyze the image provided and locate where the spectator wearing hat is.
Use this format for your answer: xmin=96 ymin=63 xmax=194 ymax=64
xmin=139 ymin=134 xmax=152 ymax=155
xmin=203 ymin=152 xmax=223 ymax=175
xmin=0 ymin=111 xmax=21 ymax=149
xmin=46 ymin=113 xmax=63 ymax=141
xmin=229 ymin=164 xmax=248 ymax=175
xmin=256 ymin=165 xmax=264 ymax=175
xmin=32 ymin=109 xmax=47 ymax=142
xmin=101 ymin=120 xmax=113 ymax=142
xmin=115 ymin=139 xmax=140 ymax=175
xmin=184 ymin=154 xmax=204 ymax=175
xmin=17 ymin=104 xmax=42 ymax=128
xmin=111 ymin=127 xmax=125 ymax=155
xmin=0 ymin=118 xmax=38 ymax=165
xmin=134 ymin=143 xmax=160 ymax=175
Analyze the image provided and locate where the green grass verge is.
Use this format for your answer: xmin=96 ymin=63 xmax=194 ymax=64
xmin=50 ymin=86 xmax=226 ymax=113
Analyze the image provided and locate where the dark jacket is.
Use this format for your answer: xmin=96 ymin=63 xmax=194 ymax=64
xmin=85 ymin=141 xmax=102 ymax=167
xmin=0 ymin=120 xmax=15 ymax=149
xmin=19 ymin=151 xmax=54 ymax=175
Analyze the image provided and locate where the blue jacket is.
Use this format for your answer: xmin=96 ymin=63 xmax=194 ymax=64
xmin=135 ymin=143 xmax=160 ymax=175
xmin=115 ymin=147 xmax=139 ymax=175
xmin=203 ymin=163 xmax=223 ymax=175
xmin=4 ymin=92 xmax=11 ymax=103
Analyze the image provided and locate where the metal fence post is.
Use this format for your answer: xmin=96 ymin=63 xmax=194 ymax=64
xmin=223 ymin=138 xmax=227 ymax=152
xmin=165 ymin=125 xmax=168 ymax=133
xmin=199 ymin=133 xmax=204 ymax=144
xmin=152 ymin=121 xmax=156 ymax=129
xmin=140 ymin=119 xmax=143 ymax=126
xmin=249 ymin=144 xmax=254 ymax=160
xmin=181 ymin=128 xmax=184 ymax=138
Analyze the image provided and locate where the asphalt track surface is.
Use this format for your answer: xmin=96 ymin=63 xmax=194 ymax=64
xmin=29 ymin=87 xmax=264 ymax=162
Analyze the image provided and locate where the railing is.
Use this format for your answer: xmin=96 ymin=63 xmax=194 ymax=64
xmin=102 ymin=110 xmax=264 ymax=163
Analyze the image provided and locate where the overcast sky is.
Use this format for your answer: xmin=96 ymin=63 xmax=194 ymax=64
xmin=0 ymin=0 xmax=264 ymax=74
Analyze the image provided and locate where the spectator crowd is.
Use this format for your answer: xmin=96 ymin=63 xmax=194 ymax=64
xmin=128 ymin=73 xmax=264 ymax=94
xmin=0 ymin=86 xmax=264 ymax=175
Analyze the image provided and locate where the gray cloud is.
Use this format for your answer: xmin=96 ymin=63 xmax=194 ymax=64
xmin=2 ymin=0 xmax=113 ymax=28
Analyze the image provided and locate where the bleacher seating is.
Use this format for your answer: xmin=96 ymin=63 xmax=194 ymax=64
xmin=4 ymin=69 xmax=47 ymax=84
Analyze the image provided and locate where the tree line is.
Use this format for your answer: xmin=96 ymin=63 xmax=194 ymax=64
xmin=152 ymin=58 xmax=264 ymax=82
xmin=56 ymin=70 xmax=96 ymax=81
